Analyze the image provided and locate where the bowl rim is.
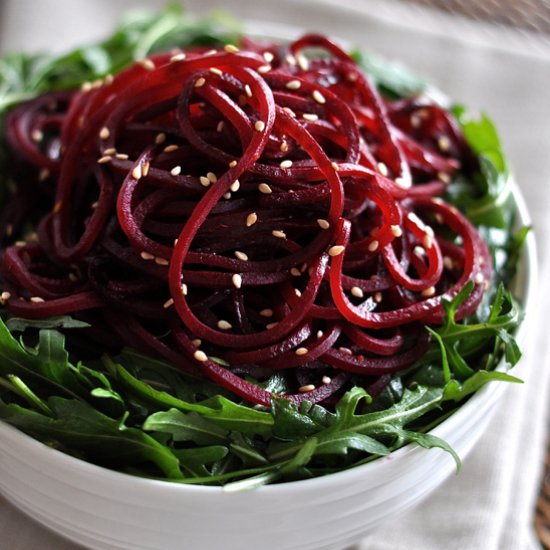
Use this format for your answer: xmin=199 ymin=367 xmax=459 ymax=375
xmin=0 ymin=175 xmax=537 ymax=495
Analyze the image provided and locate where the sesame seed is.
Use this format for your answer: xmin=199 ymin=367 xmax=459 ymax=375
xmin=39 ymin=168 xmax=50 ymax=182
xmin=434 ymin=214 xmax=444 ymax=225
xmin=317 ymin=219 xmax=330 ymax=230
xmin=53 ymin=200 xmax=62 ymax=214
xmin=182 ymin=283 xmax=188 ymax=296
xmin=103 ymin=147 xmax=116 ymax=156
xmin=377 ymin=162 xmax=388 ymax=176
xmin=368 ymin=240 xmax=379 ymax=252
xmin=99 ymin=127 xmax=110 ymax=140
xmin=413 ymin=246 xmax=425 ymax=257
xmin=475 ymin=273 xmax=485 ymax=284
xmin=155 ymin=257 xmax=169 ymax=266
xmin=374 ymin=292 xmax=383 ymax=303
xmin=234 ymin=250 xmax=248 ymax=261
xmin=328 ymin=245 xmax=345 ymax=257
xmin=142 ymin=162 xmax=150 ymax=177
xmin=170 ymin=53 xmax=186 ymax=63
xmin=257 ymin=65 xmax=271 ymax=74
xmin=230 ymin=180 xmax=240 ymax=192
xmin=258 ymin=183 xmax=272 ymax=194
xmin=395 ymin=176 xmax=411 ymax=189
xmin=246 ymin=212 xmax=258 ymax=227
xmin=294 ymin=288 xmax=302 ymax=297
xmin=104 ymin=74 xmax=114 ymax=85
xmin=199 ymin=176 xmax=211 ymax=187
xmin=15 ymin=240 xmax=26 ymax=247
xmin=263 ymin=51 xmax=274 ymax=63
xmin=317 ymin=330 xmax=324 ymax=339
xmin=217 ymin=320 xmax=233 ymax=330
xmin=423 ymin=235 xmax=433 ymax=249
xmin=438 ymin=172 xmax=451 ymax=184
xmin=285 ymin=54 xmax=297 ymax=65
xmin=232 ymin=273 xmax=242 ymax=289
xmin=295 ymin=347 xmax=308 ymax=356
xmin=155 ymin=132 xmax=167 ymax=144
xmin=224 ymin=44 xmax=240 ymax=54
xmin=132 ymin=166 xmax=142 ymax=180
xmin=244 ymin=84 xmax=253 ymax=98
xmin=410 ymin=113 xmax=422 ymax=128
xmin=331 ymin=162 xmax=340 ymax=171
xmin=30 ymin=296 xmax=45 ymax=303
xmin=266 ymin=322 xmax=279 ymax=330
xmin=296 ymin=54 xmax=309 ymax=71
xmin=322 ymin=376 xmax=332 ymax=385
xmin=272 ymin=230 xmax=286 ymax=239
xmin=290 ymin=267 xmax=301 ymax=277
xmin=216 ymin=120 xmax=225 ymax=133
xmin=438 ymin=136 xmax=451 ymax=152
xmin=194 ymin=350 xmax=208 ymax=362
xmin=425 ymin=225 xmax=435 ymax=237
xmin=280 ymin=159 xmax=293 ymax=169
xmin=254 ymin=120 xmax=266 ymax=132
xmin=312 ymin=90 xmax=326 ymax=104
xmin=407 ymin=212 xmax=424 ymax=228
xmin=209 ymin=67 xmax=223 ymax=76
xmin=299 ymin=384 xmax=315 ymax=393
xmin=31 ymin=129 xmax=43 ymax=142
xmin=140 ymin=251 xmax=155 ymax=261
xmin=90 ymin=201 xmax=98 ymax=210
xmin=223 ymin=192 xmax=231 ymax=200
xmin=443 ymin=256 xmax=454 ymax=270
xmin=280 ymin=140 xmax=289 ymax=153
xmin=260 ymin=308 xmax=273 ymax=317
xmin=116 ymin=153 xmax=129 ymax=160
xmin=163 ymin=298 xmax=174 ymax=309
xmin=351 ymin=286 xmax=364 ymax=298
xmin=164 ymin=145 xmax=179 ymax=153
xmin=191 ymin=338 xmax=201 ymax=347
xmin=229 ymin=160 xmax=237 ymax=168
xmin=97 ymin=155 xmax=112 ymax=164
xmin=391 ymin=225 xmax=402 ymax=237
xmin=138 ymin=59 xmax=155 ymax=71
xmin=205 ymin=49 xmax=217 ymax=56
xmin=0 ymin=291 xmax=11 ymax=303
xmin=339 ymin=347 xmax=352 ymax=355
xmin=286 ymin=80 xmax=301 ymax=90
xmin=80 ymin=82 xmax=92 ymax=93
xmin=194 ymin=77 xmax=206 ymax=88
xmin=206 ymin=172 xmax=217 ymax=183
xmin=302 ymin=113 xmax=318 ymax=122
xmin=421 ymin=286 xmax=436 ymax=298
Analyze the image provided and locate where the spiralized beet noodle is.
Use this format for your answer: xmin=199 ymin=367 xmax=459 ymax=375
xmin=0 ymin=35 xmax=491 ymax=406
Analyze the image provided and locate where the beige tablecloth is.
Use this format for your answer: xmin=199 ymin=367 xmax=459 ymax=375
xmin=1 ymin=1 xmax=549 ymax=549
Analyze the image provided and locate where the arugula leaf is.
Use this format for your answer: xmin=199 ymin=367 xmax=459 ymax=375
xmin=6 ymin=315 xmax=90 ymax=332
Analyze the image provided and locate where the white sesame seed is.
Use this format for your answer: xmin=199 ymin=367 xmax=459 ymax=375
xmin=234 ymin=250 xmax=248 ymax=261
xmin=246 ymin=212 xmax=258 ymax=227
xmin=223 ymin=192 xmax=231 ymax=200
xmin=244 ymin=84 xmax=253 ymax=98
xmin=421 ymin=286 xmax=436 ymax=298
xmin=254 ymin=120 xmax=266 ymax=132
xmin=263 ymin=51 xmax=274 ymax=63
xmin=475 ymin=273 xmax=485 ymax=284
xmin=163 ymin=298 xmax=174 ymax=309
xmin=295 ymin=347 xmax=308 ymax=356
xmin=116 ymin=153 xmax=129 ymax=160
xmin=296 ymin=54 xmax=309 ymax=71
xmin=351 ymin=286 xmax=364 ymax=298
xmin=319 ymin=376 xmax=330 ymax=385
xmin=132 ymin=166 xmax=142 ymax=180
xmin=138 ymin=59 xmax=155 ymax=71
xmin=30 ymin=296 xmax=45 ymax=303
xmin=164 ymin=144 xmax=179 ymax=153
xmin=155 ymin=257 xmax=169 ymax=266
xmin=266 ymin=322 xmax=278 ymax=330
xmin=407 ymin=212 xmax=424 ymax=228
xmin=170 ymin=166 xmax=181 ymax=176
xmin=194 ymin=350 xmax=208 ymax=362
xmin=207 ymin=171 xmax=217 ymax=183
xmin=438 ymin=136 xmax=451 ymax=152
xmin=194 ymin=77 xmax=206 ymax=88
xmin=258 ymin=183 xmax=272 ymax=194
xmin=391 ymin=225 xmax=402 ymax=237
xmin=80 ymin=82 xmax=93 ymax=93
xmin=285 ymin=54 xmax=296 ymax=65
xmin=312 ymin=90 xmax=326 ymax=104
xmin=302 ymin=113 xmax=319 ymax=122
xmin=290 ymin=267 xmax=301 ymax=277
xmin=317 ymin=219 xmax=330 ymax=230
xmin=205 ymin=49 xmax=217 ymax=56
xmin=191 ymin=338 xmax=201 ymax=347
xmin=339 ymin=347 xmax=352 ymax=355
xmin=224 ymin=44 xmax=240 ymax=54
xmin=260 ymin=309 xmax=273 ymax=317
xmin=232 ymin=273 xmax=242 ymax=289
xmin=286 ymin=80 xmax=301 ymax=90
xmin=99 ymin=127 xmax=110 ymax=140
xmin=331 ymin=162 xmax=340 ymax=171
xmin=103 ymin=147 xmax=116 ymax=156
xmin=90 ymin=201 xmax=98 ymax=210
xmin=280 ymin=140 xmax=289 ymax=153
xmin=257 ymin=65 xmax=271 ymax=74
xmin=140 ymin=251 xmax=155 ymax=261
xmin=142 ymin=162 xmax=150 ymax=177
xmin=209 ymin=67 xmax=223 ymax=76
xmin=368 ymin=240 xmax=379 ymax=252
xmin=0 ymin=291 xmax=11 ymax=303
xmin=423 ymin=235 xmax=433 ymax=249
xmin=280 ymin=159 xmax=293 ymax=169
xmin=317 ymin=330 xmax=324 ymax=339
xmin=299 ymin=384 xmax=315 ymax=393
xmin=97 ymin=155 xmax=112 ymax=164
xmin=155 ymin=132 xmax=167 ymax=144
xmin=229 ymin=180 xmax=240 ymax=192
xmin=227 ymin=160 xmax=237 ymax=169
xmin=410 ymin=113 xmax=422 ymax=128
xmin=377 ymin=162 xmax=388 ymax=176
xmin=294 ymin=288 xmax=302 ymax=297
xmin=181 ymin=283 xmax=188 ymax=296
xmin=216 ymin=120 xmax=225 ymax=133
xmin=199 ymin=176 xmax=211 ymax=187
xmin=413 ymin=245 xmax=425 ymax=257
xmin=170 ymin=53 xmax=186 ymax=63
xmin=443 ymin=256 xmax=454 ymax=270
xmin=31 ymin=129 xmax=43 ymax=142
xmin=272 ymin=230 xmax=286 ymax=239
xmin=425 ymin=225 xmax=435 ymax=238
xmin=438 ymin=172 xmax=451 ymax=184
xmin=15 ymin=240 xmax=26 ymax=247
xmin=328 ymin=245 xmax=345 ymax=257
xmin=374 ymin=292 xmax=383 ymax=303
xmin=217 ymin=320 xmax=233 ymax=330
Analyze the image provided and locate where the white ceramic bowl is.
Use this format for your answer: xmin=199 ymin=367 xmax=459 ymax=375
xmin=0 ymin=176 xmax=536 ymax=550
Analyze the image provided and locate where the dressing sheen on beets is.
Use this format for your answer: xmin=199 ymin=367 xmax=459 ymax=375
xmin=1 ymin=35 xmax=493 ymax=406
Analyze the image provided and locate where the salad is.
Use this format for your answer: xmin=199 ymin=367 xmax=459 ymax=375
xmin=0 ymin=6 xmax=526 ymax=489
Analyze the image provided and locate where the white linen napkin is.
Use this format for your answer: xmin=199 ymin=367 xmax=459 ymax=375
xmin=1 ymin=1 xmax=549 ymax=549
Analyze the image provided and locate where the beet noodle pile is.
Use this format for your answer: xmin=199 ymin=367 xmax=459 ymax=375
xmin=0 ymin=35 xmax=491 ymax=406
